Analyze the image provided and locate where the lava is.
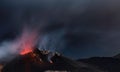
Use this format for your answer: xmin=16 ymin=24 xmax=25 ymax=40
xmin=19 ymin=27 xmax=39 ymax=55
xmin=20 ymin=47 xmax=32 ymax=55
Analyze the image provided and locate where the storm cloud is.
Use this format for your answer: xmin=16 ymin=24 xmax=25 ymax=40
xmin=0 ymin=0 xmax=120 ymax=60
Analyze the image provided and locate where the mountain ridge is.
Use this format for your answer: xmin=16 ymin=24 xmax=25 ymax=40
xmin=2 ymin=49 xmax=104 ymax=72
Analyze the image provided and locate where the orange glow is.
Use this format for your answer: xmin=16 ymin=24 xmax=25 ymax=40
xmin=19 ymin=27 xmax=38 ymax=55
xmin=20 ymin=47 xmax=32 ymax=55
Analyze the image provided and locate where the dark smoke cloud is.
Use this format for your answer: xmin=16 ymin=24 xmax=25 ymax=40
xmin=0 ymin=0 xmax=120 ymax=60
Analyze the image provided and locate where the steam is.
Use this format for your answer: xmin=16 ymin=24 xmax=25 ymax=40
xmin=0 ymin=27 xmax=38 ymax=62
xmin=0 ymin=27 xmax=66 ymax=63
xmin=38 ymin=29 xmax=65 ymax=52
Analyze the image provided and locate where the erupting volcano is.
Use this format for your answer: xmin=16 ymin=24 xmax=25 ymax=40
xmin=2 ymin=47 xmax=105 ymax=72
xmin=1 ymin=28 xmax=104 ymax=72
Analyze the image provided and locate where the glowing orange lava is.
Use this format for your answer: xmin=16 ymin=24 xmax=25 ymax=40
xmin=19 ymin=27 xmax=38 ymax=55
xmin=20 ymin=48 xmax=32 ymax=55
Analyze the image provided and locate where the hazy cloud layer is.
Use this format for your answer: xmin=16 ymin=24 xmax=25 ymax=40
xmin=0 ymin=0 xmax=120 ymax=60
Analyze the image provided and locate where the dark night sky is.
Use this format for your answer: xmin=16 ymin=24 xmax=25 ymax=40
xmin=1 ymin=0 xmax=120 ymax=60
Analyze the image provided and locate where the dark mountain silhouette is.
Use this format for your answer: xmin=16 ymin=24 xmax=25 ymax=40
xmin=113 ymin=54 xmax=120 ymax=59
xmin=78 ymin=57 xmax=120 ymax=72
xmin=2 ymin=48 xmax=103 ymax=72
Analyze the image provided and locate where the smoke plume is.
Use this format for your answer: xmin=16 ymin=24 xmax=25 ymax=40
xmin=0 ymin=27 xmax=39 ymax=62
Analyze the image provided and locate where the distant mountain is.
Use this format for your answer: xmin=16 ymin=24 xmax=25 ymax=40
xmin=2 ymin=48 xmax=104 ymax=72
xmin=78 ymin=57 xmax=120 ymax=72
xmin=113 ymin=54 xmax=120 ymax=59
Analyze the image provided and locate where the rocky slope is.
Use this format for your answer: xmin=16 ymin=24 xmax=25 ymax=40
xmin=2 ymin=49 xmax=104 ymax=72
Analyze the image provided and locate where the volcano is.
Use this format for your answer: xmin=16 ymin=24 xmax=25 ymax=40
xmin=2 ymin=48 xmax=104 ymax=72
